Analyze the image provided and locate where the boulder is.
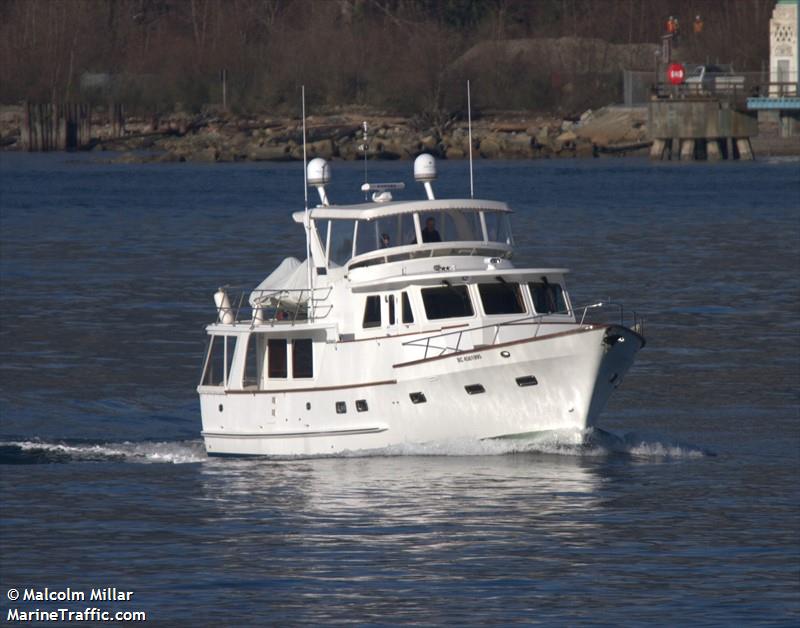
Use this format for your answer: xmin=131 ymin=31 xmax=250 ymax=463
xmin=248 ymin=145 xmax=292 ymax=161
xmin=187 ymin=147 xmax=219 ymax=162
xmin=308 ymin=139 xmax=335 ymax=159
xmin=445 ymin=146 xmax=465 ymax=159
xmin=479 ymin=136 xmax=501 ymax=158
xmin=535 ymin=126 xmax=551 ymax=148
xmin=420 ymin=135 xmax=438 ymax=150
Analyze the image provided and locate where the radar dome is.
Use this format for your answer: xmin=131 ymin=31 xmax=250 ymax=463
xmin=414 ymin=153 xmax=437 ymax=182
xmin=307 ymin=158 xmax=331 ymax=186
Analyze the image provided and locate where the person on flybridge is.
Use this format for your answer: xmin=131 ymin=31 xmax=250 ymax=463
xmin=422 ymin=217 xmax=442 ymax=243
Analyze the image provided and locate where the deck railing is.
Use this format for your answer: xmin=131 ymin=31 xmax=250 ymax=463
xmin=402 ymin=302 xmax=643 ymax=360
xmin=214 ymin=286 xmax=334 ymax=327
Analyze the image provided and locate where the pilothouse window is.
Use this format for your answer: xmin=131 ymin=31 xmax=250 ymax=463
xmin=530 ymin=281 xmax=567 ymax=314
xmin=402 ymin=292 xmax=414 ymax=323
xmin=201 ymin=336 xmax=236 ymax=387
xmin=292 ymin=339 xmax=314 ymax=378
xmin=421 ymin=285 xmax=474 ymax=320
xmin=243 ymin=335 xmax=261 ymax=388
xmin=478 ymin=282 xmax=525 ymax=315
xmin=268 ymin=338 xmax=288 ymax=378
xmin=363 ymin=295 xmax=382 ymax=328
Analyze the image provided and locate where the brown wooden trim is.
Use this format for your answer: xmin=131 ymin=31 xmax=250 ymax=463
xmin=224 ymin=379 xmax=397 ymax=394
xmin=337 ymin=323 xmax=469 ymax=343
xmin=392 ymin=325 xmax=612 ymax=368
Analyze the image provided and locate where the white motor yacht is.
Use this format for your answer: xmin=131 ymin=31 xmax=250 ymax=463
xmin=198 ymin=155 xmax=645 ymax=456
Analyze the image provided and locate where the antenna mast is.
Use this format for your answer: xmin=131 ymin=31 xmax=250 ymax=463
xmin=302 ymin=86 xmax=314 ymax=321
xmin=467 ymin=79 xmax=474 ymax=199
xmin=361 ymin=121 xmax=369 ymax=199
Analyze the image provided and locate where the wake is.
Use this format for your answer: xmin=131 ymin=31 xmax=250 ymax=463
xmin=0 ymin=439 xmax=207 ymax=465
xmin=0 ymin=429 xmax=713 ymax=464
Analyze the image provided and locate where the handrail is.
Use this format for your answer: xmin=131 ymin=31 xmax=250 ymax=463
xmin=213 ymin=286 xmax=334 ymax=327
xmin=401 ymin=301 xmax=643 ymax=360
xmin=347 ymin=241 xmax=512 ymax=271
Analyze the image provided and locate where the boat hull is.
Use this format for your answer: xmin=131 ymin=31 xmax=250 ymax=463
xmin=200 ymin=324 xmax=643 ymax=457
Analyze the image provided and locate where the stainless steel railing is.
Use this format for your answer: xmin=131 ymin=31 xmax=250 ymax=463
xmin=401 ymin=302 xmax=643 ymax=360
xmin=214 ymin=286 xmax=334 ymax=327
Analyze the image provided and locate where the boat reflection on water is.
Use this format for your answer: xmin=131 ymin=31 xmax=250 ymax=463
xmin=196 ymin=450 xmax=612 ymax=547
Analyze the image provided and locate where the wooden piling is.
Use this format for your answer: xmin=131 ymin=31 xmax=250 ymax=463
xmin=22 ymin=102 xmax=93 ymax=151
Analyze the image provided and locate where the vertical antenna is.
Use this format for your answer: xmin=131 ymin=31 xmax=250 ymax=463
xmin=467 ymin=79 xmax=474 ymax=199
xmin=302 ymin=86 xmax=314 ymax=321
xmin=361 ymin=121 xmax=369 ymax=199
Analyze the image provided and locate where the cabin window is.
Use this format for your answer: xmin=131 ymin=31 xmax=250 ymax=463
xmin=327 ymin=219 xmax=356 ymax=266
xmin=529 ymin=281 xmax=567 ymax=314
xmin=267 ymin=338 xmax=288 ymax=378
xmin=478 ymin=282 xmax=525 ymax=315
xmin=363 ymin=295 xmax=382 ymax=328
xmin=401 ymin=292 xmax=414 ymax=323
xmin=388 ymin=295 xmax=396 ymax=325
xmin=484 ymin=212 xmax=513 ymax=244
xmin=421 ymin=285 xmax=474 ymax=320
xmin=201 ymin=336 xmax=236 ymax=387
xmin=292 ymin=339 xmax=314 ymax=378
xmin=243 ymin=335 xmax=261 ymax=388
xmin=336 ymin=401 xmax=347 ymax=414
xmin=417 ymin=211 xmax=482 ymax=243
xmin=356 ymin=399 xmax=368 ymax=412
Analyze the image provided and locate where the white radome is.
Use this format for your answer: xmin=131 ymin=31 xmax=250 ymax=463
xmin=307 ymin=157 xmax=331 ymax=186
xmin=413 ymin=153 xmax=437 ymax=182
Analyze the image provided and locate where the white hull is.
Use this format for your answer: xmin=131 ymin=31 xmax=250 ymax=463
xmin=200 ymin=324 xmax=643 ymax=457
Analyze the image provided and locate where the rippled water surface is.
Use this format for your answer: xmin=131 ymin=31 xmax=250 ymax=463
xmin=1 ymin=154 xmax=798 ymax=624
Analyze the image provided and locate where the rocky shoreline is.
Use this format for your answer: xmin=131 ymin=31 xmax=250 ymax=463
xmin=0 ymin=105 xmax=653 ymax=163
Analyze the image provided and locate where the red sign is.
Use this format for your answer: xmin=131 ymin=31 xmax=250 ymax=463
xmin=667 ymin=63 xmax=685 ymax=85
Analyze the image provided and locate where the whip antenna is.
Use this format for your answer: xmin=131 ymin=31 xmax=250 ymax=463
xmin=360 ymin=121 xmax=369 ymax=199
xmin=467 ymin=79 xmax=474 ymax=199
xmin=301 ymin=86 xmax=314 ymax=320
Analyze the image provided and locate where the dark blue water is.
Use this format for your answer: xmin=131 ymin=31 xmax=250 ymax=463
xmin=1 ymin=154 xmax=798 ymax=625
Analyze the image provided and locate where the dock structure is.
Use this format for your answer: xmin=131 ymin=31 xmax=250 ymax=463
xmin=648 ymin=96 xmax=758 ymax=161
xmin=747 ymin=0 xmax=800 ymax=138
xmin=21 ymin=102 xmax=125 ymax=151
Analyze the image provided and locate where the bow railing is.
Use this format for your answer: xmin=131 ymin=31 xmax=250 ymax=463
xmin=401 ymin=302 xmax=643 ymax=360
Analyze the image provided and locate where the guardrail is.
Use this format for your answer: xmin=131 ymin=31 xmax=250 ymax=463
xmin=652 ymin=80 xmax=799 ymax=103
xmin=214 ymin=286 xmax=334 ymax=327
xmin=402 ymin=302 xmax=643 ymax=360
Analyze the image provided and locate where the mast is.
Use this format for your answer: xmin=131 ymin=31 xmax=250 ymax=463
xmin=302 ymin=86 xmax=314 ymax=321
xmin=467 ymin=79 xmax=474 ymax=199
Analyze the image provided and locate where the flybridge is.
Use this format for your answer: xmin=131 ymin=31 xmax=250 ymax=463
xmin=291 ymin=154 xmax=516 ymax=271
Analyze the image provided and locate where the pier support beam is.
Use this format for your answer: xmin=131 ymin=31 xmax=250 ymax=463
xmin=679 ymin=139 xmax=695 ymax=161
xmin=707 ymin=139 xmax=722 ymax=161
xmin=736 ymin=138 xmax=754 ymax=161
xmin=650 ymin=138 xmax=667 ymax=160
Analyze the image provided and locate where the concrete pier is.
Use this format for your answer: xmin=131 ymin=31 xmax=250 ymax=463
xmin=648 ymin=98 xmax=759 ymax=161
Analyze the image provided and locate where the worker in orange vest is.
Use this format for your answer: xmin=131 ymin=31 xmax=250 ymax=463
xmin=666 ymin=16 xmax=676 ymax=34
xmin=694 ymin=15 xmax=703 ymax=34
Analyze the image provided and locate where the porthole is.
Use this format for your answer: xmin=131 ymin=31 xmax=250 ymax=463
xmin=516 ymin=376 xmax=538 ymax=387
xmin=409 ymin=392 xmax=427 ymax=404
xmin=356 ymin=399 xmax=368 ymax=412
xmin=218 ymin=404 xmax=224 ymax=412
xmin=335 ymin=401 xmax=347 ymax=414
xmin=500 ymin=350 xmax=511 ymax=358
xmin=306 ymin=402 xmax=311 ymax=410
xmin=465 ymin=384 xmax=485 ymax=395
